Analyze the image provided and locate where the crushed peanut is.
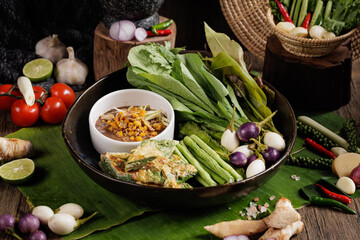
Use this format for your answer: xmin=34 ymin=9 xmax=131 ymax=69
xmin=96 ymin=106 xmax=168 ymax=142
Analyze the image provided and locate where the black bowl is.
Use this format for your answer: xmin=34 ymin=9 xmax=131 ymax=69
xmin=62 ymin=68 xmax=296 ymax=208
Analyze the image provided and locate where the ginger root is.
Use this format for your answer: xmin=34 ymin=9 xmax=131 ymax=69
xmin=0 ymin=137 xmax=34 ymax=162
xmin=204 ymin=197 xmax=303 ymax=239
xmin=259 ymin=221 xmax=304 ymax=240
xmin=263 ymin=197 xmax=301 ymax=229
xmin=204 ymin=219 xmax=267 ymax=238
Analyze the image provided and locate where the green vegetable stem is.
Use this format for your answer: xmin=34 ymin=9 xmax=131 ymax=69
xmin=151 ymin=19 xmax=174 ymax=35
xmin=309 ymin=196 xmax=356 ymax=214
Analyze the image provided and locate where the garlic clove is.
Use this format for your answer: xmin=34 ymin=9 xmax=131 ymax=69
xmin=35 ymin=34 xmax=67 ymax=63
xmin=54 ymin=47 xmax=88 ymax=86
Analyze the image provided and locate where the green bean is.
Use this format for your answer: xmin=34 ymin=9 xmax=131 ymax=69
xmin=183 ymin=136 xmax=234 ymax=183
xmin=195 ymin=175 xmax=212 ymax=187
xmin=176 ymin=144 xmax=216 ymax=186
xmin=198 ymin=161 xmax=226 ymax=185
xmin=290 ymin=0 xmax=298 ymax=19
xmin=173 ymin=147 xmax=188 ymax=163
xmin=297 ymin=0 xmax=308 ymax=27
xmin=190 ymin=135 xmax=242 ymax=181
xmin=309 ymin=0 xmax=324 ymax=29
xmin=293 ymin=0 xmax=303 ymax=26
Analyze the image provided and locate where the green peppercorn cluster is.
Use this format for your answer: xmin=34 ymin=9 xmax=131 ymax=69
xmin=297 ymin=121 xmax=338 ymax=149
xmin=342 ymin=119 xmax=360 ymax=153
xmin=286 ymin=155 xmax=333 ymax=170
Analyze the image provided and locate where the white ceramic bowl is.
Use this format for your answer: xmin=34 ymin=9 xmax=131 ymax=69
xmin=89 ymin=89 xmax=175 ymax=154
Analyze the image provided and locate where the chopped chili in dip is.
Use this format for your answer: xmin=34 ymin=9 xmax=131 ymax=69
xmin=95 ymin=105 xmax=169 ymax=142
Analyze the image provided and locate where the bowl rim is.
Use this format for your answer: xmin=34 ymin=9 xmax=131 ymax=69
xmin=88 ymin=88 xmax=175 ymax=147
xmin=266 ymin=7 xmax=357 ymax=43
xmin=62 ymin=72 xmax=297 ymax=192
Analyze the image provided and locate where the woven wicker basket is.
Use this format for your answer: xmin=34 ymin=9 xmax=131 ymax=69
xmin=266 ymin=8 xmax=357 ymax=58
xmin=220 ymin=0 xmax=360 ymax=60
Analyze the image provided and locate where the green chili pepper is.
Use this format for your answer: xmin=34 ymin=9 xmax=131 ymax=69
xmin=151 ymin=19 xmax=174 ymax=35
xmin=309 ymin=196 xmax=356 ymax=214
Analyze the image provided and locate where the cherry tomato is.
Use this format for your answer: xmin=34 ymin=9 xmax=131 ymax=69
xmin=40 ymin=97 xmax=67 ymax=124
xmin=11 ymin=99 xmax=40 ymax=127
xmin=0 ymin=84 xmax=22 ymax=111
xmin=50 ymin=83 xmax=75 ymax=109
xmin=33 ymin=86 xmax=47 ymax=102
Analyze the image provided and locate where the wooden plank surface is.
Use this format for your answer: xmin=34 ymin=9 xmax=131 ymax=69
xmin=0 ymin=58 xmax=359 ymax=239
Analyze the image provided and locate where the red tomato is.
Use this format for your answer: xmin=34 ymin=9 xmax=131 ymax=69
xmin=11 ymin=99 xmax=40 ymax=127
xmin=40 ymin=97 xmax=67 ymax=124
xmin=33 ymin=86 xmax=47 ymax=102
xmin=50 ymin=83 xmax=75 ymax=109
xmin=0 ymin=84 xmax=22 ymax=111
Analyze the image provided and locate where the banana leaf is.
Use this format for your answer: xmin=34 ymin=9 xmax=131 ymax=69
xmin=6 ymin=125 xmax=154 ymax=240
xmin=7 ymin=112 xmax=359 ymax=239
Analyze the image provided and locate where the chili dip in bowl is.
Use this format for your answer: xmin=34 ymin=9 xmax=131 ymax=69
xmin=89 ymin=89 xmax=175 ymax=154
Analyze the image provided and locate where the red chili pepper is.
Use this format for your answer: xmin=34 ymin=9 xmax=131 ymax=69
xmin=302 ymin=13 xmax=311 ymax=30
xmin=274 ymin=0 xmax=293 ymax=23
xmin=305 ymin=138 xmax=336 ymax=159
xmin=146 ymin=29 xmax=172 ymax=37
xmin=316 ymin=184 xmax=351 ymax=205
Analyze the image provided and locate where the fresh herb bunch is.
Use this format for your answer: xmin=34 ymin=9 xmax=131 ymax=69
xmin=341 ymin=119 xmax=360 ymax=153
xmin=297 ymin=120 xmax=338 ymax=150
xmin=286 ymin=155 xmax=333 ymax=170
xmin=323 ymin=0 xmax=360 ymax=35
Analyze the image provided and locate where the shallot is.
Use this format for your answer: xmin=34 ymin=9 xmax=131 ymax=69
xmin=134 ymin=28 xmax=147 ymax=41
xmin=109 ymin=20 xmax=136 ymax=41
xmin=350 ymin=164 xmax=360 ymax=186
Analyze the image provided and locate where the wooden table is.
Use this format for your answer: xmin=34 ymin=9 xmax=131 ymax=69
xmin=0 ymin=58 xmax=359 ymax=239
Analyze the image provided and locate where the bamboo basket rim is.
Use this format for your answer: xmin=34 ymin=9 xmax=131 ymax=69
xmin=220 ymin=0 xmax=360 ymax=60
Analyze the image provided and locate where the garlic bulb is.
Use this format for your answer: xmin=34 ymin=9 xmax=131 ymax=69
xmin=54 ymin=47 xmax=88 ymax=85
xmin=35 ymin=34 xmax=67 ymax=63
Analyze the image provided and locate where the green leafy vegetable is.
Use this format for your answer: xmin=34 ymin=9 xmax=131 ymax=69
xmin=323 ymin=0 xmax=360 ymax=35
xmin=204 ymin=22 xmax=247 ymax=70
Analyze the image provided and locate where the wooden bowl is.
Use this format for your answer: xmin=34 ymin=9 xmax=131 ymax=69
xmin=266 ymin=8 xmax=357 ymax=58
xmin=62 ymin=67 xmax=296 ymax=208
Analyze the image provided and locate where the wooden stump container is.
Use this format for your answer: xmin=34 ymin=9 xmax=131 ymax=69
xmin=263 ymin=35 xmax=352 ymax=111
xmin=93 ymin=16 xmax=176 ymax=81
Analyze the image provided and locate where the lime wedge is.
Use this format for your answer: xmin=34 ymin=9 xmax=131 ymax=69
xmin=22 ymin=58 xmax=53 ymax=82
xmin=0 ymin=158 xmax=35 ymax=184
